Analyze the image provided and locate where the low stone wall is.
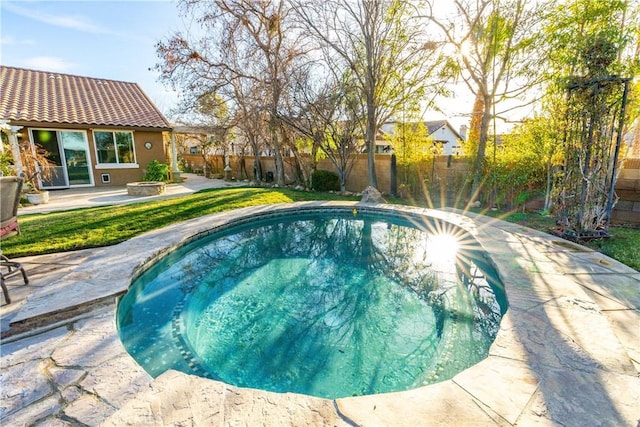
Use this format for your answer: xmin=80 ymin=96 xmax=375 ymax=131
xmin=126 ymin=182 xmax=166 ymax=197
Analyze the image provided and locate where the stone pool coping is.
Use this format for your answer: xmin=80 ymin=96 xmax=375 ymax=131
xmin=1 ymin=201 xmax=638 ymax=425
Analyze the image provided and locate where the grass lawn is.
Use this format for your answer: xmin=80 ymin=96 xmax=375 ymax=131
xmin=3 ymin=187 xmax=358 ymax=257
xmin=478 ymin=210 xmax=640 ymax=271
xmin=4 ymin=187 xmax=638 ymax=271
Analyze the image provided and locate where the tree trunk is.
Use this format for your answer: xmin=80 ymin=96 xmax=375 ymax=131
xmin=253 ymin=154 xmax=263 ymax=182
xmin=466 ymin=93 xmax=484 ymax=155
xmin=544 ymin=157 xmax=553 ymax=212
xmin=274 ymin=147 xmax=285 ymax=186
xmin=471 ymin=96 xmax=492 ymax=196
xmin=339 ymin=169 xmax=347 ymax=193
xmin=366 ymin=105 xmax=378 ymax=188
xmin=289 ymin=143 xmax=310 ymax=187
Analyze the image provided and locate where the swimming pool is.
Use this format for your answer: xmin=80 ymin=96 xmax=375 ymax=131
xmin=117 ymin=207 xmax=507 ymax=399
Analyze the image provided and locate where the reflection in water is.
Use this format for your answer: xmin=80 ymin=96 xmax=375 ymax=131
xmin=118 ymin=210 xmax=507 ymax=399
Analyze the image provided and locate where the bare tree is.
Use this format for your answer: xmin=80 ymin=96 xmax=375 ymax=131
xmin=425 ymin=0 xmax=547 ymax=197
xmin=155 ymin=0 xmax=306 ymax=186
xmin=280 ymin=67 xmax=363 ymax=192
xmin=292 ymin=0 xmax=441 ymax=190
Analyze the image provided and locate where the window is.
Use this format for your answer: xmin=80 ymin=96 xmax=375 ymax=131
xmin=94 ymin=131 xmax=136 ymax=165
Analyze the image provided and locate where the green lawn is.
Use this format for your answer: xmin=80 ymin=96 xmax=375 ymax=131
xmin=3 ymin=187 xmax=357 ymax=257
xmin=477 ymin=210 xmax=640 ymax=271
xmin=4 ymin=187 xmax=638 ymax=271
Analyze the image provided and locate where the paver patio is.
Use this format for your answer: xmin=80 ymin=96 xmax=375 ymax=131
xmin=1 ymin=202 xmax=638 ymax=426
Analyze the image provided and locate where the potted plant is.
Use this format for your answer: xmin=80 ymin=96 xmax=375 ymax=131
xmin=20 ymin=142 xmax=55 ymax=205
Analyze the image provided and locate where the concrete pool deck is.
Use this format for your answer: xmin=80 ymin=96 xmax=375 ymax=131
xmin=1 ymin=201 xmax=638 ymax=426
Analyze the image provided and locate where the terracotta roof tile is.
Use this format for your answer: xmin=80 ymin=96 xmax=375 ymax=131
xmin=0 ymin=66 xmax=171 ymax=129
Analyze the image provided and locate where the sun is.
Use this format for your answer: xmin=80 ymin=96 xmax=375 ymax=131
xmin=426 ymin=233 xmax=459 ymax=268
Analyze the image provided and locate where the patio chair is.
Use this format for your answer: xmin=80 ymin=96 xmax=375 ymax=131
xmin=1 ymin=176 xmax=29 ymax=304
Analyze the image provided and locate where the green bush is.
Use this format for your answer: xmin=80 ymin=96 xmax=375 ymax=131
xmin=311 ymin=169 xmax=340 ymax=192
xmin=143 ymin=160 xmax=169 ymax=182
xmin=0 ymin=141 xmax=15 ymax=176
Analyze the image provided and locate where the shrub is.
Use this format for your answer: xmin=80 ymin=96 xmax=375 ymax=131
xmin=0 ymin=148 xmax=14 ymax=176
xmin=482 ymin=155 xmax=545 ymax=210
xmin=143 ymin=160 xmax=169 ymax=182
xmin=311 ymin=169 xmax=340 ymax=192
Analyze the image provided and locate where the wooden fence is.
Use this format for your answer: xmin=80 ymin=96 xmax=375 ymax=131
xmin=181 ymin=153 xmax=470 ymax=195
xmin=181 ymin=152 xmax=639 ymax=225
xmin=612 ymin=158 xmax=640 ymax=225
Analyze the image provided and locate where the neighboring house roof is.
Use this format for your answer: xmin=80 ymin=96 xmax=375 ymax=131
xmin=423 ymin=120 xmax=464 ymax=141
xmin=0 ymin=66 xmax=171 ymax=130
xmin=380 ymin=120 xmax=464 ymax=141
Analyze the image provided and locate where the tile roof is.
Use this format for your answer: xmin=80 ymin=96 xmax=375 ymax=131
xmin=0 ymin=66 xmax=171 ymax=129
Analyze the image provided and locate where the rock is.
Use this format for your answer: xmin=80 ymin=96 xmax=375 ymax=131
xmin=360 ymin=186 xmax=384 ymax=204
xmin=471 ymin=200 xmax=481 ymax=208
xmin=80 ymin=354 xmax=152 ymax=408
xmin=49 ymin=366 xmax=85 ymax=388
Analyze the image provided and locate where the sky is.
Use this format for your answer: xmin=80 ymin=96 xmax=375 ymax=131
xmin=1 ymin=1 xmax=184 ymax=115
xmin=0 ymin=0 xmax=481 ymax=131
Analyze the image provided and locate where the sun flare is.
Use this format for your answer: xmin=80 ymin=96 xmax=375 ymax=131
xmin=427 ymin=233 xmax=460 ymax=267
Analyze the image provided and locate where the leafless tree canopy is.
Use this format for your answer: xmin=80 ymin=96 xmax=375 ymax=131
xmin=156 ymin=0 xmax=447 ymax=189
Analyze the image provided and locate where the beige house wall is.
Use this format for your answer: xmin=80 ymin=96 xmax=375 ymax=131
xmin=88 ymin=129 xmax=166 ymax=186
xmin=17 ymin=124 xmax=167 ymax=187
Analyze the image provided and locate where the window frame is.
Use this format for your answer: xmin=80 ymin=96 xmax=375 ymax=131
xmin=92 ymin=129 xmax=139 ymax=169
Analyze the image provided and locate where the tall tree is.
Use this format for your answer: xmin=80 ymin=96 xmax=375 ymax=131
xmin=426 ymin=0 xmax=546 ymax=197
xmin=155 ymin=0 xmax=305 ymax=186
xmin=280 ymin=69 xmax=364 ymax=192
xmin=293 ymin=0 xmax=441 ymax=190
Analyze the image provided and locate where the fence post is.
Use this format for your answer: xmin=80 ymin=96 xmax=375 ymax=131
xmin=390 ymin=154 xmax=397 ymax=197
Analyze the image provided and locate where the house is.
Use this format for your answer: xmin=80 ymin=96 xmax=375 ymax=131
xmin=0 ymin=66 xmax=171 ymax=188
xmin=378 ymin=120 xmax=465 ymax=156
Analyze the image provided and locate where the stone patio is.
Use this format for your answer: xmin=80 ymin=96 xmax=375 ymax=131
xmin=1 ymin=202 xmax=638 ymax=426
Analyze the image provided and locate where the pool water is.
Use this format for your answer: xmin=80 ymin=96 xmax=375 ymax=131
xmin=117 ymin=209 xmax=507 ymax=399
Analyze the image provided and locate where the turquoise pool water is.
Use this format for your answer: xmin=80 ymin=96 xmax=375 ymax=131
xmin=117 ymin=209 xmax=507 ymax=399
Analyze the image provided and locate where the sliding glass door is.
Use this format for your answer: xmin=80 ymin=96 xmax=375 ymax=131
xmin=30 ymin=129 xmax=93 ymax=188
xmin=60 ymin=131 xmax=92 ymax=185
